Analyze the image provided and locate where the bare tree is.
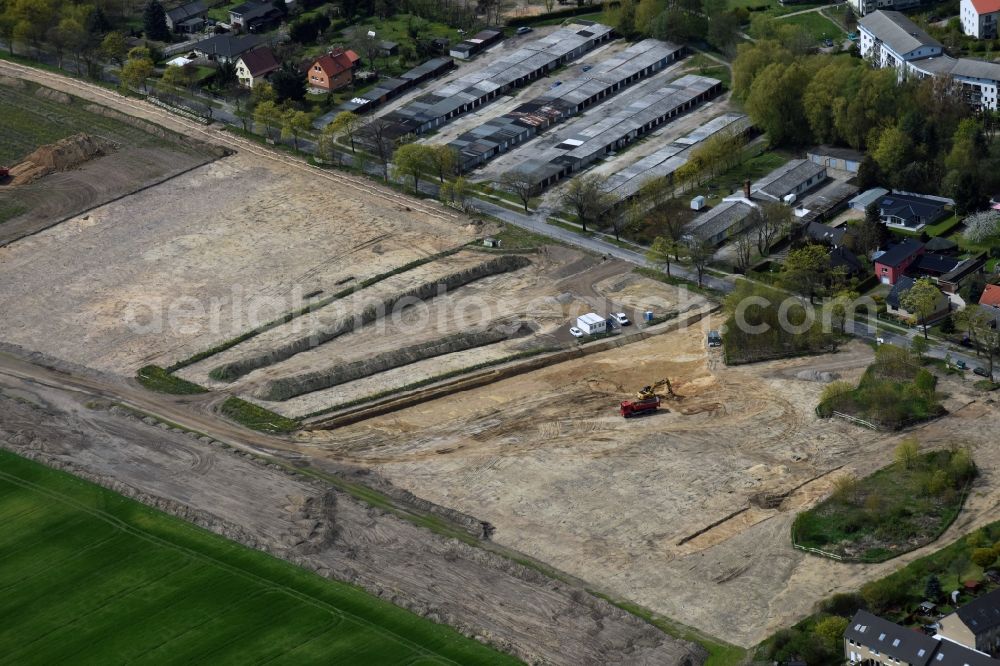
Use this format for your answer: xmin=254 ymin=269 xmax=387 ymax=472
xmin=733 ymin=229 xmax=754 ymax=273
xmin=358 ymin=116 xmax=395 ymax=181
xmin=560 ymin=174 xmax=614 ymax=233
xmin=499 ymin=171 xmax=535 ymax=212
xmin=686 ymin=236 xmax=714 ymax=287
xmin=753 ymin=202 xmax=791 ymax=256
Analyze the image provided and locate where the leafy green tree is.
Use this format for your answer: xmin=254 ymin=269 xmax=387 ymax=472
xmin=330 ymin=111 xmax=361 ymax=153
xmin=894 ymin=437 xmax=921 ymax=469
xmin=910 ymin=335 xmax=929 ymax=359
xmin=813 ymin=616 xmax=848 ymax=653
xmin=120 ymin=54 xmax=154 ymax=92
xmin=100 ymin=31 xmax=127 ymax=66
xmin=872 ymin=125 xmax=913 ymax=180
xmin=560 ymin=174 xmax=614 ymax=233
xmin=686 ymin=236 xmax=714 ymax=287
xmin=428 ymin=145 xmax=457 ymax=184
xmin=254 ymin=100 xmax=281 ymax=139
xmin=972 ymin=547 xmax=997 ymax=568
xmin=142 ymin=0 xmax=169 ymax=41
xmin=803 ymin=59 xmax=860 ymax=145
xmin=732 ymin=39 xmax=793 ymax=100
xmin=646 ymin=235 xmax=682 ymax=277
xmin=271 ymin=63 xmax=306 ymax=102
xmin=900 ymin=277 xmax=941 ymax=339
xmin=281 ymin=108 xmax=313 ymax=152
xmin=745 ymin=62 xmax=810 ymax=146
xmin=781 ymin=244 xmax=829 ymax=303
xmin=499 ymin=171 xmax=534 ymax=212
xmin=392 ymin=143 xmax=436 ymax=193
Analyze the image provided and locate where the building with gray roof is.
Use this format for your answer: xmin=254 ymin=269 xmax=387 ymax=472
xmin=750 ymin=158 xmax=827 ymax=203
xmin=859 ymin=10 xmax=1000 ymax=109
xmin=448 ymin=39 xmax=685 ymax=171
xmin=512 ymin=74 xmax=722 ymax=192
xmin=380 ymin=22 xmax=614 ymax=139
xmin=682 ymin=198 xmax=757 ymax=246
xmin=846 ymin=609 xmax=1000 ymax=666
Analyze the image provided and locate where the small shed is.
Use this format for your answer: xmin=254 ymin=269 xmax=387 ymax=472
xmin=918 ymin=601 xmax=937 ymax=614
xmin=963 ymin=579 xmax=983 ymax=592
xmin=690 ymin=195 xmax=705 ymax=211
xmin=483 ymin=237 xmax=501 ymax=248
xmin=379 ymin=40 xmax=399 ymax=56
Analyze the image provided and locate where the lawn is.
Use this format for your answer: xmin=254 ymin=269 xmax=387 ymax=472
xmin=691 ymin=148 xmax=791 ymax=203
xmin=220 ymin=396 xmax=300 ymax=434
xmin=683 ymin=53 xmax=732 ymax=90
xmin=0 ymin=80 xmax=180 ymax=165
xmin=136 ymin=365 xmax=208 ymax=394
xmin=0 ymin=449 xmax=521 ymax=665
xmin=792 ymin=449 xmax=975 ymax=562
xmin=778 ymin=10 xmax=846 ymax=41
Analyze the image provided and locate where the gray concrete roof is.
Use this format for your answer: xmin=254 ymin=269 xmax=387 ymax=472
xmin=751 ymin=158 xmax=826 ymax=201
xmin=683 ymin=198 xmax=756 ymax=242
xmin=859 ymin=10 xmax=941 ymax=54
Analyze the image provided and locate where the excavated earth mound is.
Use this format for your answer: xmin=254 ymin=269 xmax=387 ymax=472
xmin=8 ymin=133 xmax=115 ymax=186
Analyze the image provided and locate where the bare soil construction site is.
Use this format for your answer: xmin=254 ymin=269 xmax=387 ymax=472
xmin=4 ymin=53 xmax=1000 ymax=665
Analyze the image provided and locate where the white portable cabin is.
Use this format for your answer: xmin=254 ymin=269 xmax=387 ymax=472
xmin=576 ymin=312 xmax=607 ymax=335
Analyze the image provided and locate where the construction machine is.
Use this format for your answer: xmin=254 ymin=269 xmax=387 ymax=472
xmin=620 ymin=378 xmax=675 ymax=418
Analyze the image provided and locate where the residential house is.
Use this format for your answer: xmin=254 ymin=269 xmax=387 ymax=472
xmin=845 ymin=610 xmax=1000 ymax=666
xmin=307 ymin=48 xmax=360 ymax=92
xmin=874 ymin=238 xmax=924 ymax=285
xmin=887 ymin=276 xmax=952 ymax=321
xmin=939 ymin=254 xmax=988 ymax=301
xmin=804 ymin=221 xmax=853 ymax=248
xmin=962 ymin=0 xmax=1000 ymax=38
xmin=939 ymin=586 xmax=1000 ymax=655
xmin=859 ymin=10 xmax=1000 ymax=110
xmin=807 ymin=146 xmax=864 ymax=174
xmin=191 ymin=34 xmax=263 ymax=64
xmin=749 ymin=158 xmax=827 ymax=204
xmin=235 ymin=46 xmax=279 ymax=88
xmin=228 ymin=0 xmax=282 ymax=33
xmin=829 ymin=246 xmax=865 ymax=279
xmin=165 ymin=0 xmax=207 ymax=33
xmin=682 ymin=198 xmax=757 ymax=247
xmin=912 ymin=253 xmax=962 ymax=279
xmin=850 ymin=187 xmax=890 ymax=212
xmin=980 ymin=283 xmax=1000 ymax=308
xmin=877 ymin=191 xmax=951 ymax=230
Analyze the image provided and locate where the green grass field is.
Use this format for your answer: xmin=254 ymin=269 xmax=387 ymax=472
xmin=0 ymin=81 xmax=178 ymax=165
xmin=0 ymin=449 xmax=520 ymax=665
xmin=778 ymin=10 xmax=845 ymax=41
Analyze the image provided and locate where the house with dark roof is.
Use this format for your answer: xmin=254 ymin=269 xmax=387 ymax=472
xmin=878 ymin=192 xmax=951 ymax=230
xmin=845 ymin=610 xmax=1000 ymax=666
xmin=939 ymin=588 xmax=1000 ymax=655
xmin=192 ymin=34 xmax=263 ymax=64
xmin=874 ymin=238 xmax=924 ymax=285
xmin=228 ymin=0 xmax=281 ymax=33
xmin=165 ymin=0 xmax=207 ymax=33
xmin=887 ymin=276 xmax=952 ymax=322
xmin=804 ymin=221 xmax=852 ymax=248
xmin=307 ymin=48 xmax=360 ymax=92
xmin=830 ymin=246 xmax=865 ymax=278
xmin=939 ymin=254 xmax=988 ymax=298
xmin=235 ymin=46 xmax=279 ymax=88
xmin=912 ymin=253 xmax=962 ymax=279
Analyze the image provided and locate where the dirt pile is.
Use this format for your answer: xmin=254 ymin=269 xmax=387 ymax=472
xmin=34 ymin=87 xmax=71 ymax=103
xmin=256 ymin=320 xmax=534 ymax=401
xmin=210 ymin=254 xmax=532 ymax=382
xmin=8 ymin=133 xmax=114 ymax=186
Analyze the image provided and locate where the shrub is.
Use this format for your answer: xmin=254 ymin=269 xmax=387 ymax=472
xmin=818 ymin=592 xmax=866 ymax=617
xmin=861 ymin=576 xmax=909 ymax=613
xmin=972 ymin=547 xmax=998 ymax=568
xmin=894 ymin=438 xmax=921 ymax=469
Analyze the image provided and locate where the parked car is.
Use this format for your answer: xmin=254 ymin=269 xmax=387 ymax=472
xmin=823 ymin=38 xmax=834 ymax=47
xmin=974 ymin=366 xmax=992 ymax=378
xmin=581 ymin=65 xmax=592 ymax=72
xmin=569 ymin=326 xmax=584 ymax=338
xmin=954 ymin=360 xmax=967 ymax=370
xmin=516 ymin=26 xmax=533 ymax=35
xmin=551 ymin=81 xmax=562 ymax=88
xmin=611 ymin=312 xmax=630 ymax=326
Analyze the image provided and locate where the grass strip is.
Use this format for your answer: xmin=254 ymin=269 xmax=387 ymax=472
xmin=219 ymin=397 xmax=300 ymax=434
xmin=136 ymin=365 xmax=208 ymax=395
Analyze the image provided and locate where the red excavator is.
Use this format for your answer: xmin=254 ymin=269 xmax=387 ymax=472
xmin=620 ymin=378 xmax=675 ymax=418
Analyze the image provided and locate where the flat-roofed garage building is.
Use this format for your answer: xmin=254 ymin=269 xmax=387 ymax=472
xmin=514 ymin=74 xmax=723 ymax=193
xmin=380 ymin=22 xmax=615 ymax=140
xmin=447 ymin=39 xmax=685 ymax=171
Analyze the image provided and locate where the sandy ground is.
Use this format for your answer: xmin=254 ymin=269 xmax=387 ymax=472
xmin=298 ymin=328 xmax=1000 ymax=647
xmin=0 ymin=358 xmax=705 ymax=666
xmin=0 ymin=150 xmax=475 ymax=376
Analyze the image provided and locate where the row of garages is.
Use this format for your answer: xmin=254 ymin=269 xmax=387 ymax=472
xmin=379 ymin=21 xmax=615 ymax=140
xmin=448 ymin=39 xmax=685 ymax=172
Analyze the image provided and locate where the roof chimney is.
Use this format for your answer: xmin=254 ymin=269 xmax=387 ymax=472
xmin=743 ymin=179 xmax=751 ymax=199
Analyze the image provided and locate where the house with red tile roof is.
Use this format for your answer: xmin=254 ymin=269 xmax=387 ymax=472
xmin=307 ymin=48 xmax=360 ymax=92
xmin=962 ymin=0 xmax=1000 ymax=38
xmin=980 ymin=283 xmax=1000 ymax=308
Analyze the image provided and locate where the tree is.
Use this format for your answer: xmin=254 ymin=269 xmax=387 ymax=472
xmin=100 ymin=31 xmax=127 ymax=66
xmin=251 ymin=81 xmax=276 ymax=105
xmin=745 ymin=61 xmax=810 ymax=146
xmin=560 ymin=174 xmax=614 ymax=233
xmin=142 ymin=0 xmax=169 ymax=41
xmin=732 ymin=39 xmax=793 ymax=100
xmin=872 ymin=125 xmax=913 ymax=179
xmin=352 ymin=28 xmax=382 ymax=76
xmin=972 ymin=547 xmax=998 ymax=569
xmin=733 ymin=229 xmax=754 ymax=273
xmin=271 ymin=63 xmax=306 ymax=102
xmin=853 ymin=202 xmax=889 ymax=258
xmin=707 ymin=12 xmax=740 ymax=54
xmin=813 ymin=616 xmax=849 ymax=653
xmin=925 ymin=575 xmax=942 ymax=601
xmin=358 ymin=116 xmax=394 ymax=180
xmin=958 ymin=305 xmax=1000 ymax=377
xmin=894 ymin=437 xmax=921 ymax=470
xmin=647 ymin=235 xmax=681 ymax=277
xmin=900 ymin=277 xmax=941 ymax=339
xmin=330 ymin=111 xmax=361 ymax=153
xmin=860 ymin=576 xmax=908 ymax=614
xmin=120 ymin=54 xmax=154 ymax=92
xmin=499 ymin=171 xmax=535 ymax=212
xmin=686 ymin=236 xmax=714 ymax=287
xmin=393 ymin=143 xmax=435 ymax=193
xmin=910 ymin=334 xmax=929 ymax=359
xmin=781 ymin=244 xmax=829 ymax=303
xmin=428 ymin=145 xmax=457 ymax=184
xmin=856 ymin=155 xmax=882 ymax=191
xmin=254 ymin=100 xmax=281 ymax=140
xmin=963 ymin=209 xmax=1000 ymax=244
xmin=317 ymin=121 xmax=341 ymax=165
xmin=281 ymin=108 xmax=313 ymax=152
xmin=753 ymin=202 xmax=790 ymax=255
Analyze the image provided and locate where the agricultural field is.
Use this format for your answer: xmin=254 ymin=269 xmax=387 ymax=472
xmin=0 ymin=449 xmax=516 ymax=665
xmin=0 ymin=78 xmax=220 ymax=243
